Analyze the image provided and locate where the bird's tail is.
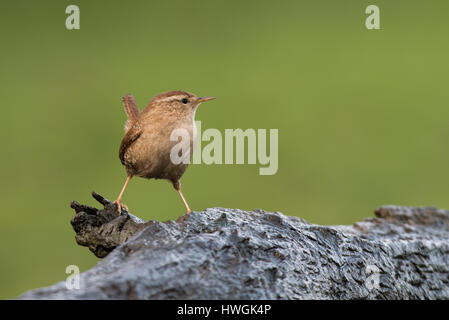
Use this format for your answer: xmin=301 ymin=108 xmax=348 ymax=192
xmin=122 ymin=94 xmax=140 ymax=120
xmin=122 ymin=94 xmax=140 ymax=131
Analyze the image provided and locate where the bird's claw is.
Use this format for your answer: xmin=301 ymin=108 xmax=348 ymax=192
xmin=113 ymin=200 xmax=129 ymax=215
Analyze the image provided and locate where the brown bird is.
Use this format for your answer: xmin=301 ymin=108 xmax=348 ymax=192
xmin=114 ymin=90 xmax=215 ymax=214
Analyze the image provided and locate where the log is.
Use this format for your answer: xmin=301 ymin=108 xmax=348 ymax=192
xmin=18 ymin=192 xmax=449 ymax=299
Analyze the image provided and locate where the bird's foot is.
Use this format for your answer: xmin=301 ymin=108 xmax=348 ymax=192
xmin=113 ymin=200 xmax=129 ymax=215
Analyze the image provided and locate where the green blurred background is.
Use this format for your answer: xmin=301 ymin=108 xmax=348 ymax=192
xmin=1 ymin=0 xmax=448 ymax=299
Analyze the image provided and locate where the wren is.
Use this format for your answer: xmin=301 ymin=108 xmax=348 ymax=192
xmin=114 ymin=91 xmax=215 ymax=214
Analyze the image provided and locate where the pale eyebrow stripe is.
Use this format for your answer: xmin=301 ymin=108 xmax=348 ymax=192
xmin=158 ymin=95 xmax=185 ymax=103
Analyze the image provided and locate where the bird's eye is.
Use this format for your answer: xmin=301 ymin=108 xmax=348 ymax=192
xmin=181 ymin=98 xmax=188 ymax=104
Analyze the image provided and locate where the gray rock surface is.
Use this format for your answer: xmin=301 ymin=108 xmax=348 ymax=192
xmin=18 ymin=193 xmax=449 ymax=299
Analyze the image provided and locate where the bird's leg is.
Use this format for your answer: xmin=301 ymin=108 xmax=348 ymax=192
xmin=114 ymin=175 xmax=132 ymax=214
xmin=173 ymin=180 xmax=192 ymax=213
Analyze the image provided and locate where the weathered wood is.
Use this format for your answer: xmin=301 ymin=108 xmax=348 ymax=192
xmin=18 ymin=193 xmax=449 ymax=299
xmin=69 ymin=192 xmax=147 ymax=258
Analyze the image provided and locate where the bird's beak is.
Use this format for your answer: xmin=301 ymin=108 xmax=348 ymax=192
xmin=197 ymin=96 xmax=216 ymax=103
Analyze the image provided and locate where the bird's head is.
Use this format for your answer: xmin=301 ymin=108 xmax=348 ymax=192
xmin=148 ymin=90 xmax=215 ymax=118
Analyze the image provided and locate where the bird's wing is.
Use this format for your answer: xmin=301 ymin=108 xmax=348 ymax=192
xmin=122 ymin=94 xmax=140 ymax=121
xmin=119 ymin=121 xmax=142 ymax=165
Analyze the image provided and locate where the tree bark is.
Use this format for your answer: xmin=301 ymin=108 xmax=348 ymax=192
xmin=18 ymin=192 xmax=449 ymax=299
